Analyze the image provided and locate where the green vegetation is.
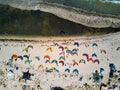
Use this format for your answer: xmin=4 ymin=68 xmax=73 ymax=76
xmin=42 ymin=0 xmax=120 ymax=16
xmin=0 ymin=4 xmax=119 ymax=36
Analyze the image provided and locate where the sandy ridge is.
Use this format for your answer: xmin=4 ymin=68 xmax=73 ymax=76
xmin=32 ymin=2 xmax=120 ymax=28
xmin=1 ymin=1 xmax=120 ymax=28
xmin=19 ymin=2 xmax=120 ymax=28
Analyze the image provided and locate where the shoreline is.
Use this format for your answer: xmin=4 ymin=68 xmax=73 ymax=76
xmin=0 ymin=32 xmax=120 ymax=41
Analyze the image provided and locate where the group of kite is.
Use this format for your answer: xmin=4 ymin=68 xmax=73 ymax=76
xmin=8 ymin=42 xmax=120 ymax=74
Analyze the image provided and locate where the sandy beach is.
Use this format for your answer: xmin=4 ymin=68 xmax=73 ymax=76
xmin=0 ymin=32 xmax=120 ymax=90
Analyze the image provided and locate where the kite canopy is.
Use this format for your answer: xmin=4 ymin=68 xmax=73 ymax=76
xmin=72 ymin=48 xmax=78 ymax=52
xmin=54 ymin=43 xmax=59 ymax=46
xmin=59 ymin=51 xmax=65 ymax=56
xmin=74 ymin=42 xmax=79 ymax=47
xmin=87 ymin=58 xmax=94 ymax=62
xmin=94 ymin=59 xmax=100 ymax=64
xmin=25 ymin=59 xmax=31 ymax=64
xmin=73 ymin=62 xmax=78 ymax=66
xmin=45 ymin=60 xmax=50 ymax=63
xmin=59 ymin=61 xmax=64 ymax=66
xmin=65 ymin=68 xmax=70 ymax=73
xmin=34 ymin=56 xmax=40 ymax=61
xmin=52 ymin=67 xmax=59 ymax=73
xmin=17 ymin=56 xmax=23 ymax=60
xmin=46 ymin=47 xmax=52 ymax=52
xmin=64 ymin=47 xmax=69 ymax=51
xmin=66 ymin=50 xmax=72 ymax=55
xmin=23 ymin=55 xmax=29 ymax=60
xmin=27 ymin=45 xmax=33 ymax=49
xmin=73 ymin=69 xmax=79 ymax=74
xmin=82 ymin=53 xmax=89 ymax=60
xmin=11 ymin=54 xmax=17 ymax=61
xmin=71 ymin=50 xmax=78 ymax=56
xmin=100 ymin=49 xmax=106 ymax=54
xmin=59 ymin=56 xmax=65 ymax=61
xmin=46 ymin=69 xmax=53 ymax=73
xmin=44 ymin=55 xmax=50 ymax=60
xmin=59 ymin=46 xmax=64 ymax=51
xmin=52 ymin=60 xmax=58 ymax=65
xmin=23 ymin=45 xmax=33 ymax=53
xmin=92 ymin=43 xmax=98 ymax=47
xmin=79 ymin=59 xmax=86 ymax=64
xmin=92 ymin=53 xmax=97 ymax=57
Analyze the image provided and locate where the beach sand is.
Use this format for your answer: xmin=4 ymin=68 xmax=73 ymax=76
xmin=0 ymin=32 xmax=120 ymax=90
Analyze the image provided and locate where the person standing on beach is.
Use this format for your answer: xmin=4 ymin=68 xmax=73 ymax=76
xmin=93 ymin=70 xmax=100 ymax=83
